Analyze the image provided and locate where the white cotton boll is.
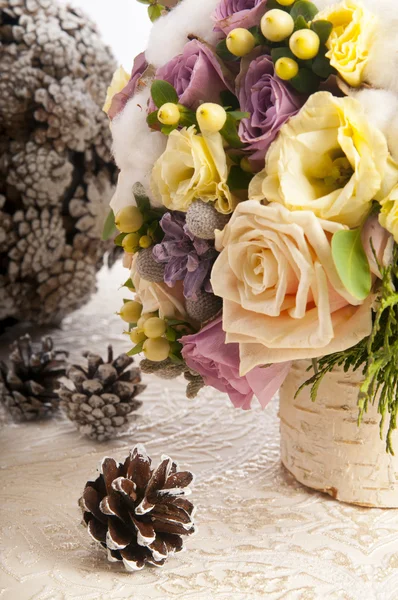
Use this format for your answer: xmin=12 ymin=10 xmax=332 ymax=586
xmin=354 ymin=88 xmax=398 ymax=162
xmin=365 ymin=24 xmax=398 ymax=94
xmin=111 ymin=89 xmax=166 ymax=210
xmin=146 ymin=0 xmax=220 ymax=68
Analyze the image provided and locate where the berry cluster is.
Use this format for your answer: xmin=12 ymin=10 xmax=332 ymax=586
xmin=114 ymin=189 xmax=164 ymax=255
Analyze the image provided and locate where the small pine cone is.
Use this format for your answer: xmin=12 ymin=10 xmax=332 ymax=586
xmin=59 ymin=345 xmax=145 ymax=441
xmin=136 ymin=248 xmax=166 ymax=283
xmin=0 ymin=334 xmax=68 ymax=422
xmin=140 ymin=358 xmax=185 ymax=380
xmin=81 ymin=445 xmax=195 ymax=571
xmin=186 ymin=291 xmax=222 ymax=324
xmin=186 ymin=200 xmax=230 ymax=240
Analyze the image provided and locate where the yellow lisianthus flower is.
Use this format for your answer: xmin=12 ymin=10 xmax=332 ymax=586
xmin=103 ymin=66 xmax=130 ymax=115
xmin=151 ymin=125 xmax=237 ymax=214
xmin=379 ymin=184 xmax=398 ymax=243
xmin=249 ymin=92 xmax=398 ymax=228
xmin=315 ymin=0 xmax=377 ymax=87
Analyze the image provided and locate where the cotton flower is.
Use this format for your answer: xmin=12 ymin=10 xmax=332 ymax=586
xmin=151 ymin=126 xmax=237 ymax=214
xmin=354 ymin=88 xmax=398 ymax=163
xmin=211 ymin=200 xmax=374 ymax=374
xmin=111 ymin=89 xmax=167 ymax=212
xmin=250 ymin=92 xmax=398 ymax=228
xmin=315 ymin=0 xmax=378 ymax=87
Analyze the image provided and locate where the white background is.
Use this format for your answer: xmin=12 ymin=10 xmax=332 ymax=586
xmin=63 ymin=0 xmax=152 ymax=68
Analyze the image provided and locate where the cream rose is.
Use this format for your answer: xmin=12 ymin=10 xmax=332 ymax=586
xmin=131 ymin=255 xmax=188 ymax=320
xmin=315 ymin=0 xmax=377 ymax=87
xmin=151 ymin=125 xmax=237 ymax=214
xmin=249 ymin=92 xmax=398 ymax=228
xmin=211 ymin=201 xmax=373 ymax=374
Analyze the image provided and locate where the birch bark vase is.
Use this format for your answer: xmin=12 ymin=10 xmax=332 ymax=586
xmin=279 ymin=361 xmax=398 ymax=508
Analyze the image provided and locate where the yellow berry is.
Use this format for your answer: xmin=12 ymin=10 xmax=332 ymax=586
xmin=276 ymin=0 xmax=295 ymax=5
xmin=139 ymin=235 xmax=152 ymax=249
xmin=143 ymin=337 xmax=170 ymax=362
xmin=143 ymin=317 xmax=167 ymax=339
xmin=158 ymin=102 xmax=180 ymax=126
xmin=115 ymin=206 xmax=144 ymax=233
xmin=275 ymin=57 xmax=299 ymax=80
xmin=130 ymin=328 xmax=147 ymax=344
xmin=240 ymin=157 xmax=254 ymax=173
xmin=119 ymin=300 xmax=143 ymax=324
xmin=122 ymin=232 xmax=141 ymax=253
xmin=196 ymin=103 xmax=227 ymax=133
xmin=289 ymin=29 xmax=320 ymax=60
xmin=137 ymin=313 xmax=157 ymax=329
xmin=260 ymin=9 xmax=294 ymax=42
xmin=226 ymin=28 xmax=256 ymax=57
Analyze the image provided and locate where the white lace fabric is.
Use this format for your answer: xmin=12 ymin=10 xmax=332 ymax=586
xmin=0 ymin=263 xmax=397 ymax=600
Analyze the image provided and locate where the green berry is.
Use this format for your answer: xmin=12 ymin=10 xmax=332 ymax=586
xmin=115 ymin=206 xmax=144 ymax=233
xmin=289 ymin=29 xmax=320 ymax=60
xmin=240 ymin=157 xmax=254 ymax=173
xmin=158 ymin=103 xmax=181 ymax=126
xmin=143 ymin=337 xmax=170 ymax=362
xmin=143 ymin=317 xmax=167 ymax=339
xmin=275 ymin=57 xmax=299 ymax=80
xmin=137 ymin=313 xmax=157 ymax=329
xmin=130 ymin=328 xmax=147 ymax=344
xmin=122 ymin=232 xmax=141 ymax=253
xmin=119 ymin=300 xmax=143 ymax=324
xmin=226 ymin=28 xmax=256 ymax=57
xmin=196 ymin=103 xmax=227 ymax=133
xmin=139 ymin=235 xmax=152 ymax=249
xmin=260 ymin=9 xmax=294 ymax=42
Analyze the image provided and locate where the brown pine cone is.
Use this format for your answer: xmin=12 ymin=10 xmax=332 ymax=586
xmin=81 ymin=445 xmax=195 ymax=571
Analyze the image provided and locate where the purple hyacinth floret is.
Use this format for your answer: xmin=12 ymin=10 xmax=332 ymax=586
xmin=152 ymin=212 xmax=218 ymax=300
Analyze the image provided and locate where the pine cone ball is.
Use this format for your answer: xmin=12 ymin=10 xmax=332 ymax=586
xmin=136 ymin=248 xmax=166 ymax=283
xmin=186 ymin=291 xmax=222 ymax=324
xmin=186 ymin=200 xmax=230 ymax=240
xmin=0 ymin=334 xmax=68 ymax=422
xmin=0 ymin=0 xmax=120 ymax=332
xmin=81 ymin=445 xmax=195 ymax=571
xmin=59 ymin=346 xmax=146 ymax=442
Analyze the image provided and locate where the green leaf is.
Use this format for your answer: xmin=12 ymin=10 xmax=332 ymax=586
xmin=290 ymin=68 xmax=320 ymax=94
xmin=151 ymin=80 xmax=178 ymax=108
xmin=147 ymin=110 xmax=161 ymax=128
xmin=102 ymin=209 xmax=116 ymax=241
xmin=228 ymin=111 xmax=250 ymax=121
xmin=161 ymin=124 xmax=178 ymax=135
xmin=178 ymin=107 xmax=198 ymax=128
xmin=220 ymin=113 xmax=245 ymax=149
xmin=331 ymin=228 xmax=372 ymax=301
xmin=248 ymin=25 xmax=267 ymax=46
xmin=216 ymin=39 xmax=240 ymax=63
xmin=311 ymin=52 xmax=335 ymax=79
xmin=127 ymin=341 xmax=145 ymax=356
xmin=133 ymin=185 xmax=151 ymax=213
xmin=310 ymin=19 xmax=333 ymax=44
xmin=271 ymin=47 xmax=296 ymax=63
xmin=168 ymin=353 xmax=184 ymax=365
xmin=148 ymin=3 xmax=163 ymax=21
xmin=290 ymin=0 xmax=319 ymax=21
xmin=114 ymin=232 xmax=127 ymax=246
xmin=294 ymin=15 xmax=310 ymax=32
xmin=227 ymin=165 xmax=254 ymax=191
xmin=165 ymin=326 xmax=178 ymax=342
xmin=123 ymin=278 xmax=135 ymax=290
xmin=220 ymin=90 xmax=240 ymax=110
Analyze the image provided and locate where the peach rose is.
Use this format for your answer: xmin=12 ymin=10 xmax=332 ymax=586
xmin=211 ymin=201 xmax=373 ymax=374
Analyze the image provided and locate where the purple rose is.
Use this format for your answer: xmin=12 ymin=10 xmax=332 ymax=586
xmin=237 ymin=52 xmax=303 ymax=170
xmin=108 ymin=52 xmax=148 ymax=120
xmin=153 ymin=212 xmax=218 ymax=300
xmin=150 ymin=39 xmax=234 ymax=110
xmin=213 ymin=0 xmax=268 ymax=34
xmin=181 ymin=317 xmax=291 ymax=409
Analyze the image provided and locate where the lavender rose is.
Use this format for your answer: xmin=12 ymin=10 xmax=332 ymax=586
xmin=108 ymin=52 xmax=148 ymax=120
xmin=153 ymin=212 xmax=218 ymax=300
xmin=181 ymin=317 xmax=291 ymax=409
xmin=213 ymin=0 xmax=268 ymax=35
xmin=237 ymin=52 xmax=303 ymax=170
xmin=151 ymin=39 xmax=234 ymax=110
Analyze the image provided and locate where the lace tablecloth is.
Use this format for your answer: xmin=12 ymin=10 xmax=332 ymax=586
xmin=1 ymin=262 xmax=398 ymax=600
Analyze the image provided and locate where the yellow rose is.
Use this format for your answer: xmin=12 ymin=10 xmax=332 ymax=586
xmin=250 ymin=92 xmax=398 ymax=228
xmin=379 ymin=184 xmax=398 ymax=243
xmin=150 ymin=126 xmax=237 ymax=214
xmin=315 ymin=0 xmax=377 ymax=87
xmin=103 ymin=66 xmax=131 ymax=115
xmin=211 ymin=201 xmax=373 ymax=374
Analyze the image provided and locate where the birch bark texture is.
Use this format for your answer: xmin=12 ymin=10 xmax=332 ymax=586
xmin=279 ymin=361 xmax=398 ymax=507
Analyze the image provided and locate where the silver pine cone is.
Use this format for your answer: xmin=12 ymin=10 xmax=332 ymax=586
xmin=0 ymin=0 xmax=120 ymax=331
xmin=59 ymin=346 xmax=146 ymax=442
xmin=186 ymin=200 xmax=230 ymax=240
xmin=136 ymin=248 xmax=166 ymax=283
xmin=186 ymin=291 xmax=222 ymax=324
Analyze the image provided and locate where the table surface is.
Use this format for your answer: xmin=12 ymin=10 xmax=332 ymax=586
xmin=1 ymin=262 xmax=398 ymax=600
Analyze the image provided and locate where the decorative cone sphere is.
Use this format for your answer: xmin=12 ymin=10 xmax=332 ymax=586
xmin=0 ymin=0 xmax=120 ymax=332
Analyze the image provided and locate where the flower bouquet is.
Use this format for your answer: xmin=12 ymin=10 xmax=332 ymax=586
xmin=103 ymin=0 xmax=398 ymax=506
